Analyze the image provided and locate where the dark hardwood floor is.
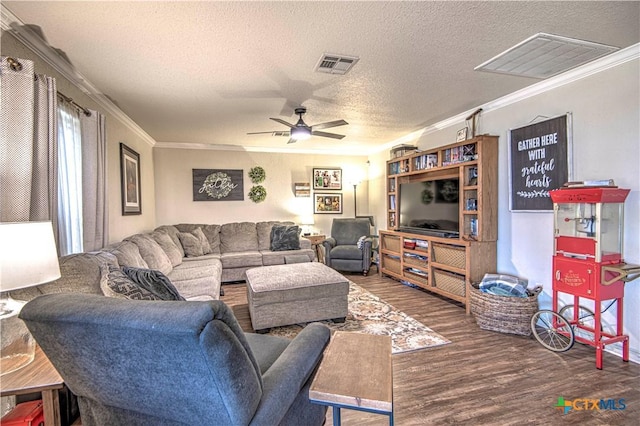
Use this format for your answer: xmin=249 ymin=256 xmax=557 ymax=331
xmin=222 ymin=271 xmax=640 ymax=425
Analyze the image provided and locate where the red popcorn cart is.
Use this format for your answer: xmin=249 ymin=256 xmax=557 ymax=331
xmin=530 ymin=186 xmax=640 ymax=369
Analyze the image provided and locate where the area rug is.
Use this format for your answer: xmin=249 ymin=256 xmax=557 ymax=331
xmin=266 ymin=282 xmax=450 ymax=354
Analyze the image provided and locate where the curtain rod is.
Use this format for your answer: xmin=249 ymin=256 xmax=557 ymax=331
xmin=57 ymin=91 xmax=92 ymax=117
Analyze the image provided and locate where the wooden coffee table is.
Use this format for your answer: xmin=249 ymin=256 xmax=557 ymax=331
xmin=309 ymin=331 xmax=393 ymax=425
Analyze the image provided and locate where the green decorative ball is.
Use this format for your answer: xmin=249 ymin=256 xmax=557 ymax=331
xmin=248 ymin=166 xmax=266 ymax=184
xmin=249 ymin=185 xmax=267 ymax=203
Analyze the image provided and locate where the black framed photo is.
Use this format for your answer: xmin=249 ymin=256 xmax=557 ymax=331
xmin=313 ymin=168 xmax=342 ymax=190
xmin=120 ymin=143 xmax=141 ymax=215
xmin=314 ymin=193 xmax=343 ymax=214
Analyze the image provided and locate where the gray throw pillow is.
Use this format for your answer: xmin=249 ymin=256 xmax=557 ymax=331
xmin=122 ymin=266 xmax=185 ymax=301
xmin=177 ymin=231 xmax=204 ymax=257
xmin=270 ymin=225 xmax=301 ymax=251
xmin=100 ymin=264 xmax=160 ymax=300
xmin=191 ymin=227 xmax=212 ymax=254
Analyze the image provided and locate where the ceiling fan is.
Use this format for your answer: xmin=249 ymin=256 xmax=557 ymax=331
xmin=247 ymin=107 xmax=348 ymax=144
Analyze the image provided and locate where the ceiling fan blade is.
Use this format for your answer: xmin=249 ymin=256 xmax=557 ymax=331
xmin=247 ymin=130 xmax=290 ymax=136
xmin=286 ymin=138 xmax=297 ymax=144
xmin=310 ymin=119 xmax=348 ymax=130
xmin=270 ymin=118 xmax=295 ymax=128
xmin=312 ymin=130 xmax=345 ymax=140
xmin=247 ymin=131 xmax=278 ymax=135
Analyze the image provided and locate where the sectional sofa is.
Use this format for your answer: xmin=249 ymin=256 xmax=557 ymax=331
xmin=12 ymin=221 xmax=315 ymax=302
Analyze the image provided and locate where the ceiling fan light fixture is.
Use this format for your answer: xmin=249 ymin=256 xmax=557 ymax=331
xmin=291 ymin=127 xmax=312 ymax=140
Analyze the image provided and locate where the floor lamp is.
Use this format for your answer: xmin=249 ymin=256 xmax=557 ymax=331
xmin=0 ymin=221 xmax=61 ymax=376
xmin=352 ymin=180 xmax=361 ymax=217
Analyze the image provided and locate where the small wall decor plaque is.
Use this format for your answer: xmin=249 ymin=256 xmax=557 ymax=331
xmin=193 ymin=169 xmax=244 ymax=201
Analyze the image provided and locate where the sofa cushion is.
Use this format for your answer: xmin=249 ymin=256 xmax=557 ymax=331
xmin=270 ymin=224 xmax=301 ymax=251
xmin=154 ymin=225 xmax=185 ymax=258
xmin=261 ymin=249 xmax=314 ymax=266
xmin=221 ymin=222 xmax=259 ymax=253
xmin=220 ymin=251 xmax=263 ymax=269
xmin=125 ymin=234 xmax=173 ymax=276
xmin=100 ymin=264 xmax=162 ymax=300
xmin=256 ymin=221 xmax=294 ymax=251
xmin=168 ymin=261 xmax=222 ymax=300
xmin=122 ymin=266 xmax=185 ymax=301
xmin=175 ymin=224 xmax=221 ymax=255
xmin=105 ymin=241 xmax=149 ymax=269
xmin=178 ymin=231 xmax=205 ymax=257
xmin=192 ymin=227 xmax=212 ymax=254
xmin=152 ymin=231 xmax=183 ymax=267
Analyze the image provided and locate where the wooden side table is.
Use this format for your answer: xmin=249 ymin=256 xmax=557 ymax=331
xmin=309 ymin=331 xmax=393 ymax=425
xmin=1 ymin=345 xmax=64 ymax=426
xmin=303 ymin=234 xmax=326 ymax=263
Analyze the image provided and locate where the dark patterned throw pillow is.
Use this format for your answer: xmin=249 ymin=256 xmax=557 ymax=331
xmin=100 ymin=264 xmax=160 ymax=300
xmin=122 ymin=266 xmax=185 ymax=301
xmin=270 ymin=225 xmax=301 ymax=251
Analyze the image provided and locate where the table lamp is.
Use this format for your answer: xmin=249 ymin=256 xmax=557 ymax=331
xmin=1 ymin=221 xmax=60 ymax=376
xmin=300 ymin=216 xmax=315 ymax=236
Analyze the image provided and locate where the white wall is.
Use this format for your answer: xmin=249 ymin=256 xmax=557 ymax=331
xmin=153 ymin=148 xmax=370 ymax=236
xmin=370 ymin=58 xmax=640 ymax=363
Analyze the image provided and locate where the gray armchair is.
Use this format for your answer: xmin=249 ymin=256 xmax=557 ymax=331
xmin=322 ymin=218 xmax=373 ymax=275
xmin=20 ymin=294 xmax=330 ymax=426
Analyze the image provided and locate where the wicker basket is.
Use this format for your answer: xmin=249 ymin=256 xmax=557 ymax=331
xmin=433 ymin=269 xmax=466 ymax=297
xmin=403 ymin=255 xmax=428 ymax=269
xmin=469 ymin=283 xmax=542 ymax=336
xmin=405 ymin=270 xmax=428 ymax=286
xmin=382 ymin=236 xmax=401 ymax=252
xmin=432 ymin=243 xmax=466 ymax=270
xmin=382 ymin=256 xmax=401 ymax=274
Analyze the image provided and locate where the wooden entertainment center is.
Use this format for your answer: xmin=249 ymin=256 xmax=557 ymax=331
xmin=380 ymin=135 xmax=499 ymax=313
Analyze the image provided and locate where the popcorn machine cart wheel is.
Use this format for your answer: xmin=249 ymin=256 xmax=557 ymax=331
xmin=530 ymin=186 xmax=640 ymax=369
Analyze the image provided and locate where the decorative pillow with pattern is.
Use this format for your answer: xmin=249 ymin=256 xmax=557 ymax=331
xmin=122 ymin=266 xmax=185 ymax=301
xmin=270 ymin=225 xmax=301 ymax=251
xmin=100 ymin=264 xmax=160 ymax=300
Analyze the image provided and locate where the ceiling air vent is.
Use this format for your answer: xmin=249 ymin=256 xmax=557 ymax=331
xmin=315 ymin=54 xmax=359 ymax=75
xmin=475 ymin=33 xmax=619 ymax=79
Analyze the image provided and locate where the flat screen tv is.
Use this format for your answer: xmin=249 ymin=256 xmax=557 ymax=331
xmin=398 ymin=178 xmax=460 ymax=238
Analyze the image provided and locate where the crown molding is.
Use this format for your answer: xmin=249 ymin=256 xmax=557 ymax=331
xmin=1 ymin=4 xmax=156 ymax=147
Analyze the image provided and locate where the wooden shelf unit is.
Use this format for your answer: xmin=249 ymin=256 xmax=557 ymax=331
xmin=382 ymin=135 xmax=499 ymax=312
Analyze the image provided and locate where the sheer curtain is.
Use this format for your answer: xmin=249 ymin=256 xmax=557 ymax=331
xmin=57 ymin=101 xmax=83 ymax=255
xmin=0 ymin=56 xmax=58 ymax=234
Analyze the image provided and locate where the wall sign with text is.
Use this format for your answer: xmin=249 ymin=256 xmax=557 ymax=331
xmin=508 ymin=114 xmax=573 ymax=211
xmin=193 ymin=169 xmax=244 ymax=201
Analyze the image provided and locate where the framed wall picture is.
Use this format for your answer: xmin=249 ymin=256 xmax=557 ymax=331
xmin=294 ymin=182 xmax=311 ymax=197
xmin=313 ymin=168 xmax=342 ymax=190
xmin=456 ymin=127 xmax=468 ymax=142
xmin=120 ymin=143 xmax=141 ymax=215
xmin=314 ymin=193 xmax=343 ymax=214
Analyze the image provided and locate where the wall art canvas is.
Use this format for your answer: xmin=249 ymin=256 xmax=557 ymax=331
xmin=314 ymin=193 xmax=342 ymax=214
xmin=193 ymin=169 xmax=244 ymax=201
xmin=313 ymin=168 xmax=342 ymax=190
xmin=120 ymin=143 xmax=141 ymax=215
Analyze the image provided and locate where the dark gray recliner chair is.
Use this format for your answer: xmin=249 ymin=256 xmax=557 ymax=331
xmin=322 ymin=218 xmax=372 ymax=275
xmin=20 ymin=294 xmax=330 ymax=426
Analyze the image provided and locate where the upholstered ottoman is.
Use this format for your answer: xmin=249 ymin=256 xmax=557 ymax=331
xmin=245 ymin=262 xmax=349 ymax=332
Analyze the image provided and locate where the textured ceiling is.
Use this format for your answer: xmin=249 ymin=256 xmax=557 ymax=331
xmin=3 ymin=1 xmax=639 ymax=154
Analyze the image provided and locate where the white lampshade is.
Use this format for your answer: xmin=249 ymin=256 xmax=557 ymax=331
xmin=0 ymin=221 xmax=61 ymax=292
xmin=1 ymin=221 xmax=60 ymax=376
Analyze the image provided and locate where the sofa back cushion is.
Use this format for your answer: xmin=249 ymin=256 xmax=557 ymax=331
xmin=175 ymin=224 xmax=221 ymax=255
xmin=220 ymin=222 xmax=259 ymax=253
xmin=256 ymin=221 xmax=294 ymax=251
xmin=331 ymin=218 xmax=371 ymax=246
xmin=152 ymin=231 xmax=183 ymax=267
xmin=124 ymin=234 xmax=173 ymax=276
xmin=154 ymin=225 xmax=185 ymax=258
xmin=105 ymin=241 xmax=149 ymax=269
